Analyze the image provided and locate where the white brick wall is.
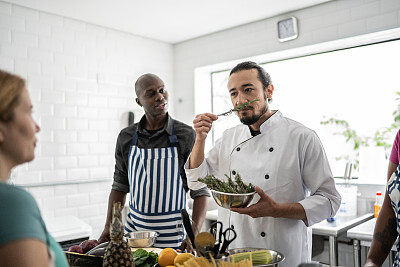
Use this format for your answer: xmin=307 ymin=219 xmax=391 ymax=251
xmin=0 ymin=1 xmax=173 ymax=239
xmin=3 ymin=0 xmax=400 ymax=243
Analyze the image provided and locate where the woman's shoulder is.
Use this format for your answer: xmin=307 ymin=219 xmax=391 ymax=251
xmin=0 ymin=183 xmax=46 ymax=246
xmin=0 ymin=183 xmax=34 ymax=203
xmin=0 ymin=183 xmax=38 ymax=208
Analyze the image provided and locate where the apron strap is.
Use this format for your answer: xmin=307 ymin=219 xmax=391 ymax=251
xmin=168 ymin=119 xmax=179 ymax=147
xmin=130 ymin=131 xmax=139 ymax=147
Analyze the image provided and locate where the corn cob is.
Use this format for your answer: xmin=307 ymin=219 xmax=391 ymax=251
xmin=230 ymin=250 xmax=273 ymax=265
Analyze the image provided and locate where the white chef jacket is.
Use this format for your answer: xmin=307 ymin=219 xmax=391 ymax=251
xmin=184 ymin=111 xmax=341 ymax=267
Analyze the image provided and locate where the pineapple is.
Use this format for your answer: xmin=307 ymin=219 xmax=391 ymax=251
xmin=103 ymin=202 xmax=135 ymax=267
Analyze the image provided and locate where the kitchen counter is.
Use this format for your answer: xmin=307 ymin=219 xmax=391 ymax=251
xmin=44 ymin=215 xmax=92 ymax=250
xmin=347 ymin=218 xmax=396 ymax=267
xmin=312 ymin=213 xmax=373 ymax=266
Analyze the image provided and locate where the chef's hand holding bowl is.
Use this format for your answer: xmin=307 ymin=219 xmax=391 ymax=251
xmin=230 ymin=186 xmax=280 ymax=218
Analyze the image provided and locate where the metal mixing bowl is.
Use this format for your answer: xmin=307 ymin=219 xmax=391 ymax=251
xmin=210 ymin=190 xmax=256 ymax=209
xmin=228 ymin=248 xmax=285 ymax=267
xmin=125 ymin=231 xmax=159 ymax=248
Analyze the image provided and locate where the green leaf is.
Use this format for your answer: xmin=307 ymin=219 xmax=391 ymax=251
xmin=133 ymin=249 xmax=151 ymax=267
xmin=148 ymin=251 xmax=158 ymax=265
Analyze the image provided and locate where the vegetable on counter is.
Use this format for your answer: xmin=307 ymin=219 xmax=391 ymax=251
xmin=230 ymin=250 xmax=273 ymax=265
xmin=133 ymin=248 xmax=158 ymax=267
xmin=197 ymin=173 xmax=254 ymax=194
xmin=67 ymin=239 xmax=99 ymax=254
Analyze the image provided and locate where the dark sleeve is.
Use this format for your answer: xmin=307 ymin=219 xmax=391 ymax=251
xmin=112 ymin=130 xmax=130 ymax=193
xmin=177 ymin=123 xmax=210 ymax=199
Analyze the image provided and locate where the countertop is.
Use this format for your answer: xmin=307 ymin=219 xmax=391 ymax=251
xmin=347 ymin=217 xmax=376 ymax=241
xmin=44 ymin=215 xmax=92 ymax=242
xmin=347 ymin=217 xmax=397 ymax=251
xmin=312 ymin=213 xmax=374 ymax=237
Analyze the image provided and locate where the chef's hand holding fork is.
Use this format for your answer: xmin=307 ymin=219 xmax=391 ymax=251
xmin=189 ymin=113 xmax=218 ymax=170
xmin=192 ymin=113 xmax=218 ymax=141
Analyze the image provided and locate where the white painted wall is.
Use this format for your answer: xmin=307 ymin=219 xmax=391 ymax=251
xmin=1 ymin=0 xmax=400 ymax=243
xmin=0 ymin=1 xmax=174 ymax=239
xmin=173 ymin=0 xmax=400 ymax=124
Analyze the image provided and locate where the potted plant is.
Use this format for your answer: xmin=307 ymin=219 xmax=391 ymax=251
xmin=320 ymin=91 xmax=400 ymax=173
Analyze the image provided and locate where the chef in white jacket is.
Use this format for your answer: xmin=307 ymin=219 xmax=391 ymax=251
xmin=185 ymin=61 xmax=341 ymax=267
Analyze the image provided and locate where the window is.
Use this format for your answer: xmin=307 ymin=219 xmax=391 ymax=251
xmin=201 ymin=35 xmax=400 ymax=183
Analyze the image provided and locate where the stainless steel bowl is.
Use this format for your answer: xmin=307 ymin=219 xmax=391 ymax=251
xmin=228 ymin=248 xmax=284 ymax=267
xmin=210 ymin=190 xmax=256 ymax=209
xmin=125 ymin=231 xmax=159 ymax=248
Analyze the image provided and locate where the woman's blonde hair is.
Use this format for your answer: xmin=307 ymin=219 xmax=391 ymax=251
xmin=0 ymin=70 xmax=25 ymax=122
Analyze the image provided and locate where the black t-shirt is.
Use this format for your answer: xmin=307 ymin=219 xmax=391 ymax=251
xmin=249 ymin=127 xmax=261 ymax=137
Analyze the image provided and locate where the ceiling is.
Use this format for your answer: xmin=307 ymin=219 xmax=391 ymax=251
xmin=6 ymin=0 xmax=332 ymax=44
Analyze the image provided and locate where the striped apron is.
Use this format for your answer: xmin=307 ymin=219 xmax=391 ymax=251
xmin=124 ymin=120 xmax=186 ymax=249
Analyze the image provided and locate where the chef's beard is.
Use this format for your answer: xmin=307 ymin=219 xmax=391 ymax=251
xmin=240 ymin=105 xmax=268 ymax=125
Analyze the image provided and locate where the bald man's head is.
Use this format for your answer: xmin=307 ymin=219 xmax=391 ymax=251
xmin=134 ymin=73 xmax=168 ymax=118
xmin=135 ymin=73 xmax=163 ymax=97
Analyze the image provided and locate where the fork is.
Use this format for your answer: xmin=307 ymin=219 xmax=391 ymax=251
xmin=216 ymin=109 xmax=235 ymax=117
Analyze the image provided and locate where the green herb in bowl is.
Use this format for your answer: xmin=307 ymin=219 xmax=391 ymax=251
xmin=197 ymin=173 xmax=254 ymax=194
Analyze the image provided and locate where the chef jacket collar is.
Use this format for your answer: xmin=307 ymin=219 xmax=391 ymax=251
xmin=259 ymin=110 xmax=282 ymax=132
xmin=137 ymin=113 xmax=173 ymax=136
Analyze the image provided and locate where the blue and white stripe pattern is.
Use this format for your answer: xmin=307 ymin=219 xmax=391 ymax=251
xmin=127 ymin=147 xmax=185 ymax=213
xmin=387 ymin=164 xmax=400 ymax=266
xmin=124 ymin=123 xmax=186 ymax=249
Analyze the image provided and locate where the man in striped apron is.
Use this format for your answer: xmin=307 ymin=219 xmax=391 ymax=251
xmin=99 ymin=73 xmax=209 ymax=250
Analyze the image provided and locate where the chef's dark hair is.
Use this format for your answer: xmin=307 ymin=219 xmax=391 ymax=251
xmin=229 ymin=61 xmax=272 ymax=89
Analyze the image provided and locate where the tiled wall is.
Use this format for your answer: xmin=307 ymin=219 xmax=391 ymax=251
xmin=0 ymin=1 xmax=174 ymax=239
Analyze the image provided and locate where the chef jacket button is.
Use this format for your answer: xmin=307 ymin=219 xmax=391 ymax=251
xmin=232 ymin=170 xmax=236 ymax=175
xmin=231 ymin=225 xmax=234 ymax=229
xmin=236 ymin=147 xmax=240 ymax=152
xmin=265 ymin=174 xmax=269 ymax=179
xmin=261 ymin=232 xmax=266 ymax=237
xmin=269 ymin=147 xmax=274 ymax=152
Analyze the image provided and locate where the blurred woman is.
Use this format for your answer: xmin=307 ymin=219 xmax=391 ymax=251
xmin=0 ymin=70 xmax=68 ymax=266
xmin=365 ymin=129 xmax=400 ymax=267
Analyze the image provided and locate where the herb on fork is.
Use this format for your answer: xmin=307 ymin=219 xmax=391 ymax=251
xmin=233 ymin=98 xmax=259 ymax=111
xmin=217 ymin=98 xmax=259 ymax=117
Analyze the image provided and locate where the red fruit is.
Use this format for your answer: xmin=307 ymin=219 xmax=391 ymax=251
xmin=68 ymin=245 xmax=83 ymax=253
xmin=79 ymin=239 xmax=99 ymax=253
